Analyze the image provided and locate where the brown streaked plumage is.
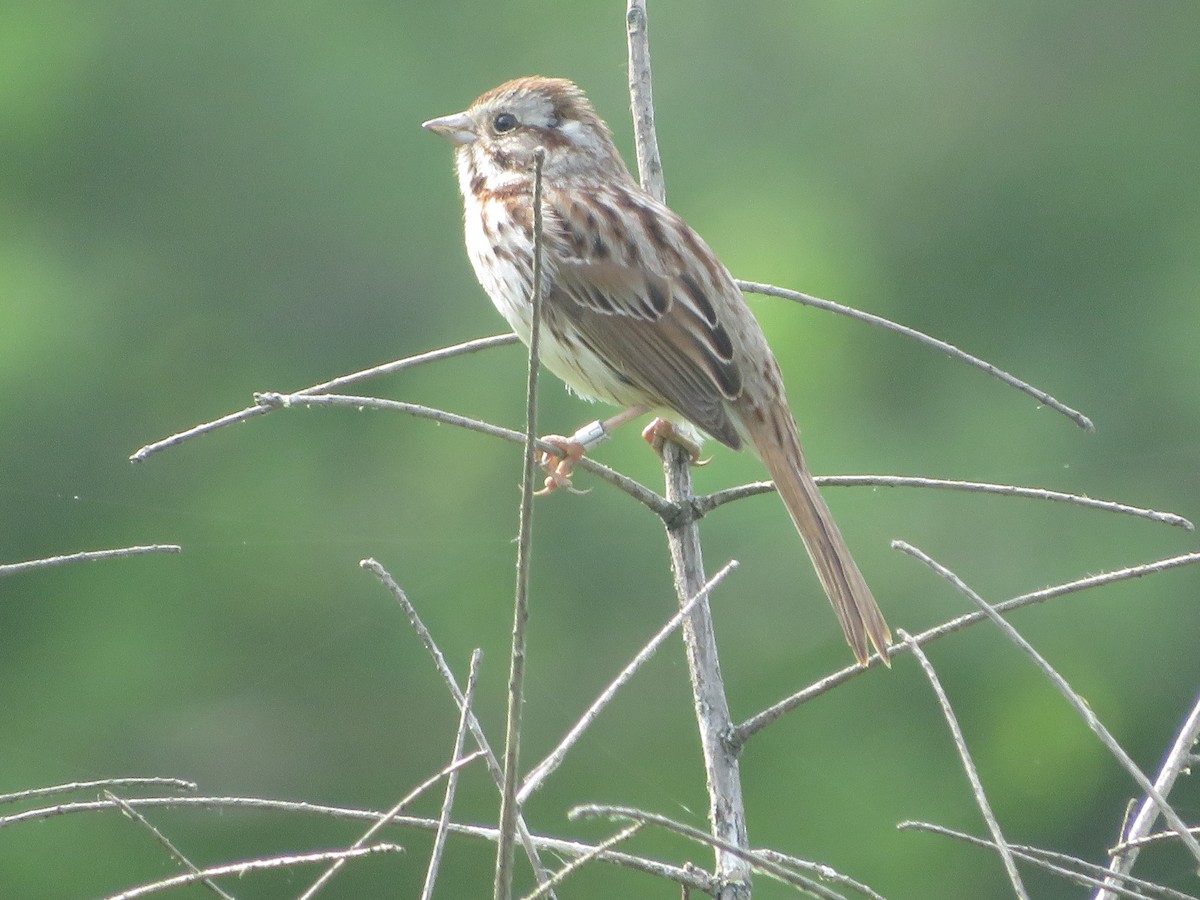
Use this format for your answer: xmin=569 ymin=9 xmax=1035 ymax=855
xmin=424 ymin=76 xmax=891 ymax=665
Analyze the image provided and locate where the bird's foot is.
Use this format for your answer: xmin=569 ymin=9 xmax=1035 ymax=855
xmin=641 ymin=418 xmax=710 ymax=467
xmin=534 ymin=435 xmax=590 ymax=495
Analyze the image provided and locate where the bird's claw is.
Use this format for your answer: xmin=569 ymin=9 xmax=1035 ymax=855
xmin=534 ymin=435 xmax=590 ymax=496
xmin=641 ymin=418 xmax=709 ymax=466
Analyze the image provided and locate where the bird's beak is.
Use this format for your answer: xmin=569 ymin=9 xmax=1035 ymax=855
xmin=421 ymin=111 xmax=476 ymax=145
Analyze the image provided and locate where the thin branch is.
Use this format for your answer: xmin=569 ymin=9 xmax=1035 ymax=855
xmin=894 ymin=540 xmax=1200 ymax=868
xmin=132 ymin=330 xmax=673 ymax=514
xmin=900 ymin=821 xmax=1197 ymax=900
xmin=0 ymin=778 xmax=196 ymax=805
xmin=733 ymin=550 xmax=1200 ymax=748
xmin=495 ymin=145 xmax=547 ymax=900
xmin=1111 ymin=828 xmax=1200 ymax=856
xmin=104 ymin=791 xmax=233 ymax=900
xmin=518 ymin=560 xmax=739 ymax=804
xmin=129 ymin=333 xmax=518 ymax=463
xmin=255 ymin=391 xmax=671 ymax=516
xmin=299 ymin=750 xmax=485 ymax=900
xmin=103 ymin=845 xmax=403 ymax=900
xmin=1 ymin=794 xmax=716 ymax=894
xmin=1029 ymin=847 xmax=1197 ymax=900
xmin=519 ymin=823 xmax=646 ymax=900
xmin=696 ymin=475 xmax=1192 ymax=531
xmin=571 ymin=804 xmax=849 ymax=900
xmin=1098 ymin=688 xmax=1200 ymax=900
xmin=423 ymin=649 xmax=483 ymax=900
xmin=737 ymin=279 xmax=1094 ymax=432
xmin=0 ymin=545 xmax=181 ymax=577
xmin=360 ymin=559 xmax=554 ymax=888
xmin=901 ymin=631 xmax=1028 ymax=899
xmin=626 ymin=0 xmax=665 ymax=200
xmin=752 ymin=849 xmax=886 ymax=900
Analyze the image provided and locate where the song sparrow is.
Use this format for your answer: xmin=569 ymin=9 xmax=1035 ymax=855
xmin=423 ymin=76 xmax=891 ymax=665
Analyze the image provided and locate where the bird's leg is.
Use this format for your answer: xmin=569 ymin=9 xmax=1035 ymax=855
xmin=641 ymin=418 xmax=710 ymax=467
xmin=534 ymin=406 xmax=649 ymax=495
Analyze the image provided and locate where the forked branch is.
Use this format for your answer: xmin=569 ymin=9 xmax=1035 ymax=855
xmin=895 ymin=541 xmax=1200 ymax=868
xmin=733 ymin=550 xmax=1200 ymax=748
xmin=902 ymin=631 xmax=1028 ymax=898
xmin=1097 ymin=687 xmax=1200 ymax=899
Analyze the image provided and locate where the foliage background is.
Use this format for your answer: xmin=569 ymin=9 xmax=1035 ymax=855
xmin=2 ymin=2 xmax=1198 ymax=897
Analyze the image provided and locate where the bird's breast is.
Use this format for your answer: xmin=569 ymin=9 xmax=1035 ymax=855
xmin=463 ymin=197 xmax=536 ymax=329
xmin=461 ymin=197 xmax=648 ymax=408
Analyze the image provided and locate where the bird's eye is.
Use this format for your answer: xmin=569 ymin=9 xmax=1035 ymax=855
xmin=492 ymin=112 xmax=518 ymax=133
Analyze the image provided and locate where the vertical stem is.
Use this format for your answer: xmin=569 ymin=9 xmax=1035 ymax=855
xmin=661 ymin=445 xmax=753 ymax=899
xmin=423 ymin=649 xmax=483 ymax=900
xmin=495 ymin=147 xmax=547 ymax=900
xmin=626 ymin=0 xmax=665 ymax=200
xmin=627 ymin=2 xmax=751 ymax=894
xmin=1094 ymin=687 xmax=1200 ymax=900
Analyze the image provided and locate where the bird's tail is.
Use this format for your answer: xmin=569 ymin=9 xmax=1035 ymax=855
xmin=751 ymin=411 xmax=891 ymax=665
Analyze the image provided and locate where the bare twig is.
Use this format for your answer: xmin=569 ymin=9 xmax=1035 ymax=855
xmin=104 ymin=791 xmax=233 ymax=900
xmin=894 ymin=540 xmax=1200 ymax=868
xmin=360 ymin=559 xmax=554 ymax=888
xmin=660 ymin=442 xmax=752 ymax=898
xmin=519 ymin=823 xmax=645 ymax=900
xmin=518 ymin=560 xmax=739 ymax=804
xmin=752 ymin=849 xmax=886 ymax=900
xmin=103 ymin=845 xmax=403 ymax=900
xmin=254 ymin=391 xmax=671 ymax=515
xmin=697 ymin=475 xmax=1193 ymax=531
xmin=1106 ymin=827 xmax=1200 ymax=856
xmin=129 ymin=333 xmax=518 ymax=463
xmin=495 ymin=145 xmax=547 ymax=900
xmin=900 ymin=821 xmax=1197 ymax=900
xmin=135 ymin=331 xmax=670 ymax=514
xmin=0 ymin=778 xmax=196 ymax=805
xmin=1098 ymin=688 xmax=1200 ymax=899
xmin=737 ymin=279 xmax=1094 ymax=432
xmin=423 ymin=649 xmax=483 ymax=900
xmin=733 ymin=550 xmax=1200 ymax=747
xmin=299 ymin=750 xmax=485 ymax=900
xmin=626 ymin=0 xmax=664 ymax=200
xmin=2 ymin=794 xmax=715 ymax=894
xmin=901 ymin=631 xmax=1028 ymax=899
xmin=571 ymin=804 xmax=848 ymax=899
xmin=0 ymin=545 xmax=181 ymax=577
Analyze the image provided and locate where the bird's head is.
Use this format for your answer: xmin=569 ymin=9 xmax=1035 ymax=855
xmin=423 ymin=76 xmax=631 ymax=186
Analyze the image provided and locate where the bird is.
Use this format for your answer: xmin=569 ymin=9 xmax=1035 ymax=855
xmin=423 ymin=76 xmax=891 ymax=665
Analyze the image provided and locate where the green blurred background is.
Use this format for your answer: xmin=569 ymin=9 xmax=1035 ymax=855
xmin=3 ymin=2 xmax=1198 ymax=897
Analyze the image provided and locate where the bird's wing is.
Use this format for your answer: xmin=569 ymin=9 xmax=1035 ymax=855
xmin=544 ymin=187 xmax=746 ymax=449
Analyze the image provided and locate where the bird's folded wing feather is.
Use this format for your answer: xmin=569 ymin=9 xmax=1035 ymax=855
xmin=545 ymin=193 xmax=746 ymax=449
